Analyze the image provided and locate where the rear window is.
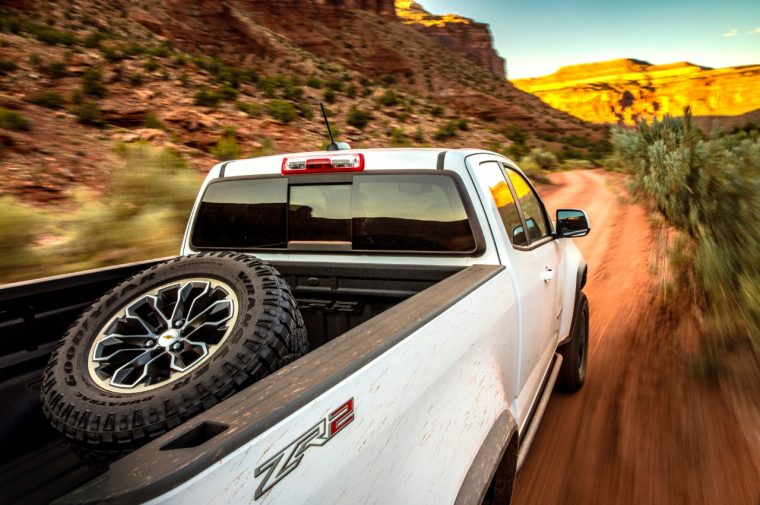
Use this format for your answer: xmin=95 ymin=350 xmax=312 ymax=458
xmin=191 ymin=173 xmax=478 ymax=253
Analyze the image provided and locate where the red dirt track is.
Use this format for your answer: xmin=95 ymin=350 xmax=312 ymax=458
xmin=512 ymin=170 xmax=760 ymax=505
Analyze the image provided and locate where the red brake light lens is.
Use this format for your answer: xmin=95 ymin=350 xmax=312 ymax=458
xmin=282 ymin=153 xmax=364 ymax=174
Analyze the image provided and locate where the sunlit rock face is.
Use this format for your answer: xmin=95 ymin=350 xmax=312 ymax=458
xmin=313 ymin=0 xmax=396 ymax=16
xmin=513 ymin=59 xmax=760 ymax=124
xmin=396 ymin=0 xmax=506 ymax=79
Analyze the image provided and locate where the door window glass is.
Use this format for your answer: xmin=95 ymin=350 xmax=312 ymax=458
xmin=474 ymin=163 xmax=528 ymax=246
xmin=506 ymin=168 xmax=550 ymax=242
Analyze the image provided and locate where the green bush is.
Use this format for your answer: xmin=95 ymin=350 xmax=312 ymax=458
xmin=0 ymin=107 xmax=31 ymax=131
xmin=430 ymin=106 xmax=444 ymax=117
xmin=560 ymin=133 xmax=593 ymax=149
xmin=324 ymin=80 xmax=345 ymax=92
xmin=562 ymin=159 xmax=594 ymax=169
xmin=434 ymin=121 xmax=458 ymax=141
xmin=235 ymin=101 xmax=261 ymax=118
xmin=306 ymin=76 xmax=322 ymax=88
xmin=611 ymin=109 xmax=760 ymax=359
xmin=30 ymin=24 xmax=78 ymax=46
xmin=506 ymin=141 xmax=530 ymax=161
xmin=381 ymin=75 xmax=397 ymax=86
xmin=323 ymin=88 xmax=336 ymax=104
xmin=148 ymin=44 xmax=170 ymax=58
xmin=0 ymin=197 xmax=46 ymax=281
xmin=268 ymin=99 xmax=297 ymax=123
xmin=515 ymin=158 xmax=552 ymax=185
xmin=128 ymin=72 xmax=145 ymax=86
xmin=30 ymin=91 xmax=65 ymax=109
xmin=0 ymin=15 xmax=22 ymax=34
xmin=83 ymin=32 xmax=105 ymax=48
xmin=122 ymin=43 xmax=146 ymax=57
xmin=82 ymin=68 xmax=107 ymax=97
xmin=192 ymin=57 xmax=256 ymax=88
xmin=0 ymin=59 xmax=17 ymax=74
xmin=536 ymin=131 xmax=556 ymax=142
xmin=210 ymin=135 xmax=241 ymax=161
xmin=43 ymin=61 xmax=67 ymax=78
xmin=559 ymin=145 xmax=584 ymax=160
xmin=525 ymin=147 xmax=560 ymax=170
xmin=0 ymin=144 xmax=201 ymax=282
xmin=347 ymin=107 xmax=369 ymax=129
xmin=217 ymin=83 xmax=239 ymax=101
xmin=503 ymin=125 xmax=528 ymax=144
xmin=71 ymin=88 xmax=84 ymax=105
xmin=193 ymin=87 xmax=221 ymax=107
xmin=588 ymin=136 xmax=613 ymax=160
xmin=413 ymin=127 xmax=425 ymax=143
xmin=296 ymin=102 xmax=313 ymax=119
xmin=63 ymin=143 xmax=199 ymax=270
xmin=143 ymin=111 xmax=164 ymax=129
xmin=100 ymin=45 xmax=125 ymax=62
xmin=144 ymin=57 xmax=159 ymax=72
xmin=389 ymin=127 xmax=410 ymax=147
xmin=377 ymin=90 xmax=400 ymax=107
xmin=283 ymin=85 xmax=303 ymax=101
xmin=71 ymin=100 xmax=104 ymax=127
xmin=256 ymin=74 xmax=295 ymax=99
xmin=256 ymin=76 xmax=278 ymax=98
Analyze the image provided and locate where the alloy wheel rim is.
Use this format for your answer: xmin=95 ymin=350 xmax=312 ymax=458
xmin=87 ymin=278 xmax=239 ymax=393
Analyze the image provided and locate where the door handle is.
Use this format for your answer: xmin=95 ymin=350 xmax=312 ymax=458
xmin=541 ymin=267 xmax=555 ymax=282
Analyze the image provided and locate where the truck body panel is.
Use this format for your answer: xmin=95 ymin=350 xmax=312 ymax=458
xmin=0 ymin=148 xmax=589 ymax=505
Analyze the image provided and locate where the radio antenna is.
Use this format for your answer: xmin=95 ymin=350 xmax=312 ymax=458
xmin=321 ymin=103 xmax=338 ymax=150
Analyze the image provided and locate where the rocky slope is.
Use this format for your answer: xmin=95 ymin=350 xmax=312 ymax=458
xmin=396 ymin=0 xmax=506 ymax=79
xmin=0 ymin=0 xmax=603 ymax=203
xmin=513 ymin=58 xmax=760 ymax=125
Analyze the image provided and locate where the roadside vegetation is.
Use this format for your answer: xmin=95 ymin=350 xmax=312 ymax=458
xmin=609 ymin=109 xmax=760 ymax=366
xmin=0 ymin=143 xmax=200 ymax=283
xmin=0 ymin=4 xmax=613 ymax=286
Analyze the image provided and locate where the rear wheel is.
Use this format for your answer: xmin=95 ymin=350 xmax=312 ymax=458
xmin=556 ymin=292 xmax=589 ymax=393
xmin=41 ymin=252 xmax=308 ymax=468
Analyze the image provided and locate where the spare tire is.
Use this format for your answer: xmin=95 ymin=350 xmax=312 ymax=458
xmin=41 ymin=252 xmax=308 ymax=468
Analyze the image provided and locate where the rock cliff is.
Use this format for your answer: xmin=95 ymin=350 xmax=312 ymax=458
xmin=513 ymin=58 xmax=760 ymax=124
xmin=0 ymin=0 xmax=605 ymax=203
xmin=396 ymin=1 xmax=506 ymax=79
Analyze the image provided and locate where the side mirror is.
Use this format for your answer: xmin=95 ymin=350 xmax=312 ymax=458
xmin=512 ymin=224 xmax=526 ymax=245
xmin=556 ymin=209 xmax=591 ymax=238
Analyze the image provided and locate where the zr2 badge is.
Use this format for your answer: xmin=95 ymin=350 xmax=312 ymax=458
xmin=254 ymin=398 xmax=355 ymax=499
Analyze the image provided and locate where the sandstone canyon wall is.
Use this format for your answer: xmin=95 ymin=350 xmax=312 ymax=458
xmin=396 ymin=1 xmax=506 ymax=79
xmin=513 ymin=58 xmax=760 ymax=124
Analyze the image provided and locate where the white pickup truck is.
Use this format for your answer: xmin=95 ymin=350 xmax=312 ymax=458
xmin=2 ymin=148 xmax=590 ymax=505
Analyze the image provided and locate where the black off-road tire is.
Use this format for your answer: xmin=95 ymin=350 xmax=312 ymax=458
xmin=555 ymin=292 xmax=589 ymax=393
xmin=40 ymin=252 xmax=308 ymax=468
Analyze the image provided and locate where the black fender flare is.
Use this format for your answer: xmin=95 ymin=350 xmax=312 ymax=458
xmin=558 ymin=260 xmax=588 ymax=347
xmin=454 ymin=411 xmax=519 ymax=505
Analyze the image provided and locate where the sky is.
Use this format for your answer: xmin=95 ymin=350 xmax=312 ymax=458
xmin=416 ymin=0 xmax=760 ymax=79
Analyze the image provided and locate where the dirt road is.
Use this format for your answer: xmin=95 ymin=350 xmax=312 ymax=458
xmin=512 ymin=170 xmax=760 ymax=504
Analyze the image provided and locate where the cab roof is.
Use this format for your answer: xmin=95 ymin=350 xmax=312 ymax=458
xmin=214 ymin=148 xmax=514 ymax=179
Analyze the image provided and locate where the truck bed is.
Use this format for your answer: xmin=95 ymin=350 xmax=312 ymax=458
xmin=0 ymin=259 xmax=463 ymax=505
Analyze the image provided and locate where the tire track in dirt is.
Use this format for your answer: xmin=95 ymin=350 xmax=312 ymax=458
xmin=511 ymin=169 xmax=760 ymax=505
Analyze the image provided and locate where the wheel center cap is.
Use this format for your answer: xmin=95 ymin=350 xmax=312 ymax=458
xmin=158 ymin=329 xmax=182 ymax=348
